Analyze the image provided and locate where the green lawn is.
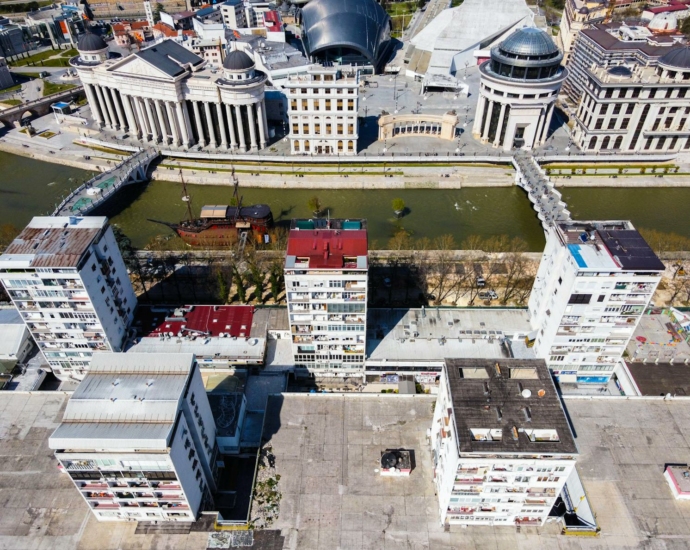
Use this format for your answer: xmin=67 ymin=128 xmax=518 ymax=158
xmin=1 ymin=83 xmax=21 ymax=94
xmin=11 ymin=47 xmax=74 ymax=67
xmin=42 ymin=80 xmax=76 ymax=96
xmin=386 ymin=0 xmax=417 ymax=16
xmin=0 ymin=99 xmax=21 ymax=106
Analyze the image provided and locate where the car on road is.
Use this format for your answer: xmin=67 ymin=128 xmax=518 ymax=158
xmin=479 ymin=290 xmax=499 ymax=301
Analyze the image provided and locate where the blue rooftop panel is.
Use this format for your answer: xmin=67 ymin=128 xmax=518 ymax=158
xmin=567 ymin=244 xmax=588 ymax=268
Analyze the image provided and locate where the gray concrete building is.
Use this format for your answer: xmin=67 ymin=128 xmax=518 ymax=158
xmin=0 ymin=56 xmax=13 ymax=90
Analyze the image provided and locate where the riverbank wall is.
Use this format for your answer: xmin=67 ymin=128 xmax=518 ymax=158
xmin=4 ymin=138 xmax=690 ymax=188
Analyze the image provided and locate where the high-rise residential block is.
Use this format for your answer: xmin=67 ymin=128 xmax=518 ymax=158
xmin=528 ymin=220 xmax=664 ymax=384
xmin=49 ymin=353 xmax=217 ymax=522
xmin=431 ymin=358 xmax=578 ymax=527
xmin=0 ymin=216 xmax=137 ymax=380
xmin=284 ymin=219 xmax=368 ymax=377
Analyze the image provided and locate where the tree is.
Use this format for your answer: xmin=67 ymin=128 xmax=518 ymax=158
xmin=682 ymin=18 xmax=690 ymax=40
xmin=307 ymin=196 xmax=322 ymax=217
xmin=392 ymin=198 xmax=405 ymax=217
xmin=421 ymin=234 xmax=457 ymax=305
xmin=269 ymin=262 xmax=283 ymax=302
xmin=233 ymin=265 xmax=246 ymax=303
xmin=153 ymin=2 xmax=164 ymax=23
xmin=216 ymin=269 xmax=229 ymax=304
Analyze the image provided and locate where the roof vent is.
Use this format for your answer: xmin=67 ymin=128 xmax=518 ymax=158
xmin=521 ymin=388 xmax=532 ymax=399
xmin=537 ymin=389 xmax=546 ymax=398
xmin=496 ymin=407 xmax=502 ymax=421
xmin=483 ymin=382 xmax=490 ymax=396
xmin=112 ymin=378 xmax=120 ymax=386
xmin=511 ymin=426 xmax=519 ymax=440
xmin=146 ymin=379 xmax=154 ymax=387
xmin=522 ymin=406 xmax=532 ymax=422
xmin=494 ymin=362 xmax=502 ymax=377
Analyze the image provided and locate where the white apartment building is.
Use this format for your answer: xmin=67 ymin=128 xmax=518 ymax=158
xmin=49 ymin=353 xmax=217 ymax=522
xmin=284 ymin=219 xmax=368 ymax=377
xmin=220 ymin=0 xmax=246 ymax=29
xmin=286 ymin=65 xmax=359 ymax=155
xmin=528 ymin=220 xmax=664 ymax=385
xmin=431 ymin=359 xmax=578 ymax=527
xmin=0 ymin=216 xmax=136 ymax=380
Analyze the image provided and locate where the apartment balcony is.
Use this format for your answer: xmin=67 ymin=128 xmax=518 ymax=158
xmin=153 ymin=483 xmax=181 ymax=490
xmin=526 ymin=489 xmax=556 ymax=497
xmin=83 ymin=491 xmax=114 ymax=499
xmin=344 ymin=316 xmax=365 ymax=324
xmin=454 ymin=477 xmax=485 ymax=485
xmin=560 ymin=316 xmax=581 ymax=326
xmin=344 ymin=282 xmax=366 ymax=290
xmin=487 ymin=476 xmax=508 ymax=484
xmin=452 ymin=487 xmax=482 ymax=495
xmin=160 ymin=503 xmax=189 ymax=510
xmin=524 ymin=499 xmax=548 ymax=506
xmin=293 ymin=335 xmax=313 ymax=344
xmin=91 ymin=502 xmax=120 ymax=509
xmin=448 ymin=506 xmax=476 ymax=515
xmin=80 ymin=482 xmax=108 ymax=489
xmin=515 ymin=517 xmax=541 ymax=526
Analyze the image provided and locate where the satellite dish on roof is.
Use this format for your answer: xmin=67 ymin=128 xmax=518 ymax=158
xmin=381 ymin=452 xmax=397 ymax=469
xmin=521 ymin=389 xmax=532 ymax=399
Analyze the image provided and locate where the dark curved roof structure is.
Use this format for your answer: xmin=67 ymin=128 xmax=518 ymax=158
xmin=224 ymin=50 xmax=255 ymax=71
xmin=301 ymin=0 xmax=391 ymax=72
xmin=659 ymin=46 xmax=690 ymax=70
xmin=78 ymin=32 xmax=107 ymax=52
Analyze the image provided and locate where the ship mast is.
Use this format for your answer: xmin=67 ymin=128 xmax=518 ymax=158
xmin=180 ymin=169 xmax=194 ymax=222
xmin=231 ymin=167 xmax=243 ymax=222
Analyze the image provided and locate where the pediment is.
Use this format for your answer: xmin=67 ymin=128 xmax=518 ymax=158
xmin=109 ymin=55 xmax=176 ymax=80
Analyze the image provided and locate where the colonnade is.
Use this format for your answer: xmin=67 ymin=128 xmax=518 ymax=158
xmin=83 ymin=82 xmax=269 ymax=151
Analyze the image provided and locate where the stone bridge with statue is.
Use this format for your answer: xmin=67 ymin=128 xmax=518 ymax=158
xmin=0 ymin=86 xmax=85 ymax=128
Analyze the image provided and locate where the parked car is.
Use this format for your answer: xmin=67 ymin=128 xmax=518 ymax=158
xmin=476 ymin=277 xmax=486 ymax=287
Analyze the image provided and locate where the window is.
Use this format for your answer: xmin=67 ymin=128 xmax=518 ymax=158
xmin=568 ymin=293 xmax=591 ymax=304
xmin=302 ymin=123 xmax=308 ymax=134
xmin=337 ymin=124 xmax=343 ymax=135
xmin=607 ymin=119 xmax=616 ymax=130
xmin=626 ymin=103 xmax=634 ymax=114
xmin=291 ymin=99 xmax=297 ymax=110
xmin=621 ymin=118 xmax=629 ymax=130
xmin=294 ymin=141 xmax=300 ymax=152
xmin=613 ymin=104 xmax=621 ymax=115
xmin=292 ymin=123 xmax=299 ymax=134
xmin=325 ymin=99 xmax=331 ymax=109
xmin=594 ymin=118 xmax=603 ymax=130
xmin=597 ymin=295 xmax=605 ymax=302
xmin=337 ymin=99 xmax=343 ymax=111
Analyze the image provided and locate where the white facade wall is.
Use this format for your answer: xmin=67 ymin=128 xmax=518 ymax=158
xmin=286 ymin=67 xmax=359 ymax=156
xmin=528 ymin=225 xmax=661 ymax=384
xmin=285 ymin=269 xmax=367 ymax=377
xmin=220 ymin=2 xmax=246 ymax=28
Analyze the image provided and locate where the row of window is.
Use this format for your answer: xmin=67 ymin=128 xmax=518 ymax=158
xmin=293 ymin=140 xmax=355 ymax=153
xmin=290 ymin=98 xmax=356 ymax=112
xmin=291 ymin=122 xmax=355 ymax=135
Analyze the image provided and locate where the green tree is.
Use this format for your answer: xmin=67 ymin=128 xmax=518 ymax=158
xmin=233 ymin=266 xmax=246 ymax=303
xmin=307 ymin=196 xmax=322 ymax=216
xmin=392 ymin=198 xmax=405 ymax=217
xmin=216 ymin=269 xmax=229 ymax=304
xmin=153 ymin=2 xmax=164 ymax=22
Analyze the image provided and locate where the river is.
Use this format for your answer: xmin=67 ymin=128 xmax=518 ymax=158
xmin=1 ymin=152 xmax=690 ymax=251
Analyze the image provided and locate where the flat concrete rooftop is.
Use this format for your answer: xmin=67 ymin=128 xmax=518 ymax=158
xmin=265 ymin=394 xmax=690 ymax=549
xmin=5 ymin=392 xmax=690 ymax=548
xmin=366 ymin=308 xmax=534 ymax=364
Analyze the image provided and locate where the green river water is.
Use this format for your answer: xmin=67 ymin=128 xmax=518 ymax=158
xmin=1 ymin=151 xmax=689 ymax=251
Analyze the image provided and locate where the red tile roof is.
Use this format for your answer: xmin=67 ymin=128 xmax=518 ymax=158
xmin=153 ymin=22 xmax=178 ymax=37
xmin=286 ymin=229 xmax=368 ymax=269
xmin=137 ymin=305 xmax=255 ymax=338
xmin=647 ymin=4 xmax=688 ymax=13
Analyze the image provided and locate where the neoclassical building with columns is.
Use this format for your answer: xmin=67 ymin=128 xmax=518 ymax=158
xmin=71 ymin=33 xmax=270 ymax=151
xmin=472 ymin=27 xmax=567 ymax=151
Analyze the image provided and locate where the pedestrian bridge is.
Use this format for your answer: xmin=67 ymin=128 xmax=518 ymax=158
xmin=0 ymin=86 xmax=85 ymax=128
xmin=513 ymin=151 xmax=571 ymax=230
xmin=53 ymin=148 xmax=159 ymax=216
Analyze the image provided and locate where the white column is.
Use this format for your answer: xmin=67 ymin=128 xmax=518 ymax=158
xmin=493 ymin=103 xmax=507 ymax=148
xmin=102 ymin=86 xmax=118 ymax=129
xmin=144 ymin=98 xmax=159 ymax=142
xmin=182 ymin=101 xmax=194 ymax=144
xmin=84 ymin=84 xmax=104 ymax=127
xmin=110 ymin=89 xmax=126 ymax=131
xmin=176 ymin=101 xmax=191 ymax=147
xmin=541 ymin=103 xmax=555 ymax=143
xmin=154 ymin=99 xmax=169 ymax=144
xmin=94 ymin=86 xmax=112 ymax=128
xmin=482 ymin=100 xmax=494 ymax=141
xmin=204 ymin=101 xmax=217 ymax=148
xmin=235 ymin=104 xmax=246 ymax=150
xmin=257 ymin=101 xmax=267 ymax=149
xmin=193 ymin=101 xmax=205 ymax=146
xmin=121 ymin=94 xmax=139 ymax=137
xmin=216 ymin=102 xmax=228 ymax=149
xmin=534 ymin=107 xmax=547 ymax=148
xmin=134 ymin=97 xmax=150 ymax=139
xmin=247 ymin=103 xmax=258 ymax=150
xmin=167 ymin=101 xmax=180 ymax=146
xmin=225 ymin=103 xmax=237 ymax=149
xmin=473 ymin=95 xmax=486 ymax=135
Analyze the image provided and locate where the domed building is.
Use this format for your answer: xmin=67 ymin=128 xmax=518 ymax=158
xmin=300 ymin=0 xmax=392 ymax=73
xmin=472 ymin=27 xmax=567 ymax=151
xmin=70 ymin=34 xmax=269 ymax=151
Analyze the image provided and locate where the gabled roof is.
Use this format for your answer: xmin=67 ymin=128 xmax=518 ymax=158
xmin=135 ymin=39 xmax=203 ymax=77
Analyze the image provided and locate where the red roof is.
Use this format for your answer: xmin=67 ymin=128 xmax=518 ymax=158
xmin=286 ymin=229 xmax=368 ymax=269
xmin=264 ymin=10 xmax=281 ymax=31
xmin=131 ymin=21 xmax=149 ymax=30
xmin=153 ymin=22 xmax=177 ymax=37
xmin=137 ymin=305 xmax=255 ymax=338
